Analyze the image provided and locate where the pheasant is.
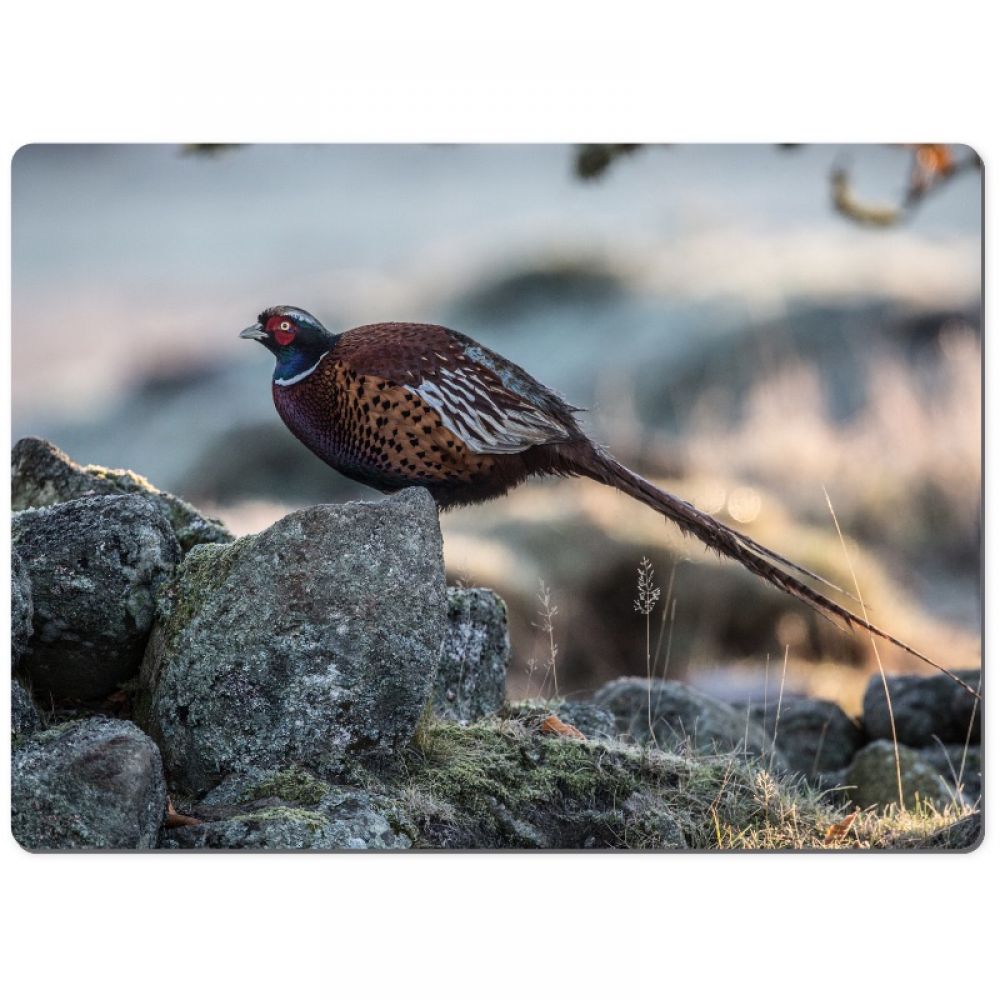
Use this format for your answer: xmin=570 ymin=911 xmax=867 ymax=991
xmin=240 ymin=305 xmax=974 ymax=694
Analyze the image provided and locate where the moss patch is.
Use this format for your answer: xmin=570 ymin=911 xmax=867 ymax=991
xmin=251 ymin=766 xmax=329 ymax=806
xmin=229 ymin=805 xmax=328 ymax=833
xmin=85 ymin=465 xmax=158 ymax=493
xmin=156 ymin=537 xmax=253 ymax=646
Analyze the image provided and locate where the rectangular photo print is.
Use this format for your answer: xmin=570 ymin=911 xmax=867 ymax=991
xmin=9 ymin=143 xmax=983 ymax=851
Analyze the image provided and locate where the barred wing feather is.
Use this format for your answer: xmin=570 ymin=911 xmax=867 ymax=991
xmin=404 ymin=366 xmax=573 ymax=454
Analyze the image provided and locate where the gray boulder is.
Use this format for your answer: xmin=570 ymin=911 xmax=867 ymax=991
xmin=12 ymin=678 xmax=41 ymax=738
xmin=621 ymin=792 xmax=688 ymax=849
xmin=595 ymin=677 xmax=777 ymax=762
xmin=162 ymin=768 xmax=409 ymax=850
xmin=12 ymin=717 xmax=166 ymax=850
xmin=749 ymin=698 xmax=863 ymax=778
xmin=433 ymin=587 xmax=510 ymax=721
xmin=11 ymin=548 xmax=33 ymax=665
xmin=140 ymin=489 xmax=447 ymax=795
xmin=12 ymin=436 xmax=232 ymax=552
xmin=845 ymin=739 xmax=953 ymax=811
xmin=13 ymin=494 xmax=181 ymax=701
xmin=863 ymin=671 xmax=981 ymax=748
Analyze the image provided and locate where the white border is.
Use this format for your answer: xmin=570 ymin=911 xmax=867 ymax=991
xmin=2 ymin=2 xmax=995 ymax=996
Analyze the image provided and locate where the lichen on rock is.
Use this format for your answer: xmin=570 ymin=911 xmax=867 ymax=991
xmin=12 ymin=717 xmax=166 ymax=850
xmin=11 ymin=548 xmax=33 ymax=666
xmin=13 ymin=493 xmax=182 ymax=701
xmin=139 ymin=488 xmax=448 ymax=794
xmin=251 ymin=765 xmax=332 ymax=806
xmin=161 ymin=768 xmax=410 ymax=850
xmin=12 ymin=678 xmax=41 ymax=739
xmin=433 ymin=586 xmax=510 ymax=721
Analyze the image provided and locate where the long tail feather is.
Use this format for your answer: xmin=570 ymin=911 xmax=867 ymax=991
xmin=576 ymin=449 xmax=979 ymax=699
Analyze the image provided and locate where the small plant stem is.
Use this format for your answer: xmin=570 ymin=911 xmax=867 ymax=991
xmin=824 ymin=485 xmax=904 ymax=811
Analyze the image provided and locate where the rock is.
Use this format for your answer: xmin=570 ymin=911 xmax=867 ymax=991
xmin=162 ymin=768 xmax=409 ymax=850
xmin=206 ymin=765 xmax=331 ymax=807
xmin=433 ymin=587 xmax=510 ymax=721
xmin=161 ymin=801 xmax=407 ymax=850
xmin=748 ymin=698 xmax=863 ymax=778
xmin=594 ymin=678 xmax=777 ymax=762
xmin=12 ymin=494 xmax=182 ymax=701
xmin=919 ymin=744 xmax=982 ymax=805
xmin=12 ymin=717 xmax=166 ymax=850
xmin=11 ymin=548 xmax=33 ymax=666
xmin=621 ymin=792 xmax=687 ymax=849
xmin=12 ymin=678 xmax=41 ymax=738
xmin=11 ymin=436 xmax=232 ymax=552
xmin=140 ymin=489 xmax=447 ymax=794
xmin=845 ymin=740 xmax=952 ymax=811
xmin=862 ymin=671 xmax=981 ymax=748
xmin=949 ymin=678 xmax=982 ymax=745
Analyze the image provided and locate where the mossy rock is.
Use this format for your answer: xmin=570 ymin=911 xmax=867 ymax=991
xmin=386 ymin=716 xmax=831 ymax=849
xmin=12 ymin=437 xmax=232 ymax=552
xmin=161 ymin=766 xmax=410 ymax=850
xmin=139 ymin=490 xmax=447 ymax=795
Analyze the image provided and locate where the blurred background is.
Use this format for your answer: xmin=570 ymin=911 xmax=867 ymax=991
xmin=11 ymin=143 xmax=982 ymax=712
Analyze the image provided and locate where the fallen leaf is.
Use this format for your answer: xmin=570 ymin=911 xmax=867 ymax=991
xmin=165 ymin=798 xmax=202 ymax=829
xmin=824 ymin=809 xmax=860 ymax=845
xmin=540 ymin=714 xmax=586 ymax=740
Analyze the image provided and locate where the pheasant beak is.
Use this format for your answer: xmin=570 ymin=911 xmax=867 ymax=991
xmin=239 ymin=322 xmax=266 ymax=341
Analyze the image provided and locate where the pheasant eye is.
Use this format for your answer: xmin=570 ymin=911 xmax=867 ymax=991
xmin=268 ymin=317 xmax=297 ymax=346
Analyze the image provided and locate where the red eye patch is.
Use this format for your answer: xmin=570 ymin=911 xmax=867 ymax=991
xmin=265 ymin=316 xmax=297 ymax=346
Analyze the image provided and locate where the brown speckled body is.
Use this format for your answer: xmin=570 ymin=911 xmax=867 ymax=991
xmin=272 ymin=323 xmax=584 ymax=507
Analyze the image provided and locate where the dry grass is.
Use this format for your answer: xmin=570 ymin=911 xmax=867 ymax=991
xmin=523 ymin=580 xmax=561 ymax=700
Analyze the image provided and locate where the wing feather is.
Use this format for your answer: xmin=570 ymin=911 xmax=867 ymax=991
xmin=406 ymin=366 xmax=573 ymax=454
xmin=335 ymin=322 xmax=582 ymax=455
